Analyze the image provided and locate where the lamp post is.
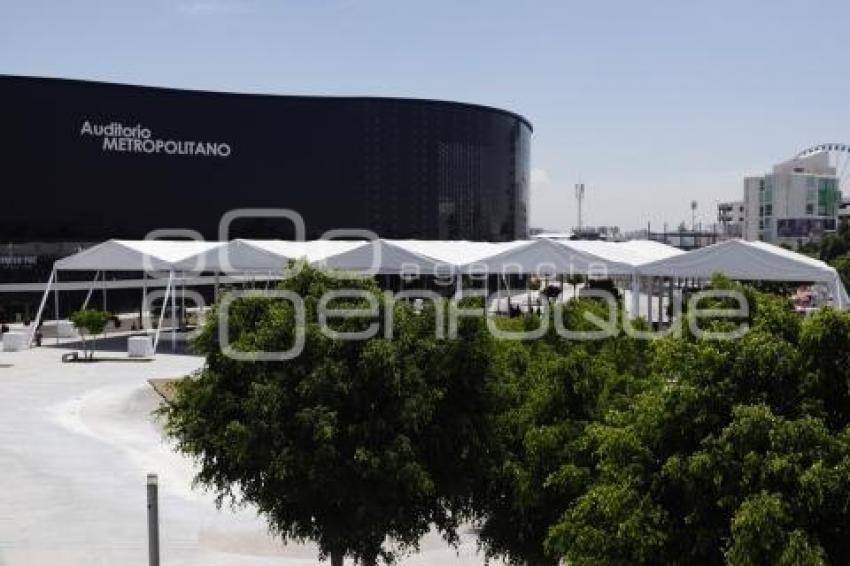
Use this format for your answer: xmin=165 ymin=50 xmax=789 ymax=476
xmin=691 ymin=200 xmax=698 ymax=231
xmin=575 ymin=183 xmax=586 ymax=232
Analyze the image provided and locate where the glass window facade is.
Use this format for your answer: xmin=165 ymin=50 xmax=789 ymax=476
xmin=0 ymin=76 xmax=531 ymax=245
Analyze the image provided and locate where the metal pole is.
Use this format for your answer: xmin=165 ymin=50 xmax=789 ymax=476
xmin=146 ymin=473 xmax=160 ymax=566
xmin=54 ymin=270 xmax=60 ymax=345
xmin=657 ymin=277 xmax=664 ymax=324
xmin=171 ymin=272 xmax=178 ymax=352
xmin=141 ymin=272 xmax=147 ymax=329
xmin=153 ymin=273 xmax=173 ymax=353
xmin=81 ymin=271 xmax=100 ymax=311
xmin=630 ymin=272 xmax=640 ymax=320
xmin=31 ymin=268 xmax=56 ymax=347
xmin=646 ymin=277 xmax=654 ymax=323
xmin=667 ymin=277 xmax=675 ymax=324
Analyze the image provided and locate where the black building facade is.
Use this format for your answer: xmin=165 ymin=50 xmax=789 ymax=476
xmin=0 ymin=75 xmax=531 ymax=245
xmin=0 ymin=76 xmax=530 ymax=319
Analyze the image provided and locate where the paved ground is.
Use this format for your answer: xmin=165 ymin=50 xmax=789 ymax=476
xmin=0 ymin=339 xmax=496 ymax=566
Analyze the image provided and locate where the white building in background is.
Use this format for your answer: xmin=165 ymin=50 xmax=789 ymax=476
xmin=743 ymin=152 xmax=842 ymax=245
xmin=717 ymin=200 xmax=745 ymax=238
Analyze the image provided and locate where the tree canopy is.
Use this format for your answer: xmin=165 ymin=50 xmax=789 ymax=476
xmin=69 ymin=308 xmax=111 ymax=360
xmin=161 ymin=264 xmax=504 ymax=565
xmin=543 ymin=293 xmax=850 ymax=565
xmin=161 ymin=264 xmax=850 ymax=565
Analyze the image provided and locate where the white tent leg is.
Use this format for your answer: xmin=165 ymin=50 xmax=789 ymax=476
xmin=454 ymin=273 xmax=463 ymax=300
xmin=29 ymin=268 xmax=55 ymax=347
xmin=667 ymin=277 xmax=675 ymax=323
xmin=141 ymin=272 xmax=147 ymax=329
xmin=152 ymin=272 xmax=174 ymax=354
xmin=81 ymin=271 xmax=100 ymax=311
xmin=830 ymin=273 xmax=845 ymax=309
xmin=630 ymin=272 xmax=640 ymax=320
xmin=172 ymin=272 xmax=178 ymax=352
xmin=54 ymin=271 xmax=60 ymax=346
xmin=657 ymin=278 xmax=664 ymax=324
xmin=646 ymin=277 xmax=654 ymax=324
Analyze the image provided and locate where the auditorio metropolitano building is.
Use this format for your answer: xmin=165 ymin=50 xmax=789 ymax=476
xmin=0 ymin=75 xmax=532 ymax=314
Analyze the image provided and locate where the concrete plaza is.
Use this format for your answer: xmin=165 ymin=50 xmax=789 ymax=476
xmin=0 ymin=339 xmax=496 ymax=566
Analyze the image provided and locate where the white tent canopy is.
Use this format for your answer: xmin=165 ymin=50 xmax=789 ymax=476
xmin=173 ymin=239 xmax=366 ymax=273
xmin=41 ymin=240 xmax=222 ymax=353
xmin=55 ymin=240 xmax=224 ymax=272
xmin=637 ymin=240 xmax=833 ymax=280
xmin=554 ymin=239 xmax=683 ymax=272
xmin=463 ymin=238 xmax=629 ymax=275
xmin=384 ymin=240 xmax=530 ymax=270
xmin=637 ymin=239 xmax=849 ymax=309
xmin=319 ymin=240 xmax=448 ymax=275
xmin=599 ymin=239 xmax=685 ymax=264
xmin=381 ymin=239 xmax=684 ymax=275
xmin=28 ymin=237 xmax=850 ymax=351
xmin=57 ymin=238 xmax=685 ymax=278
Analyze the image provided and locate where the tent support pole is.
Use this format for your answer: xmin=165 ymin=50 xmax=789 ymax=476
xmin=657 ymin=277 xmax=665 ymax=325
xmin=171 ymin=272 xmax=178 ymax=352
xmin=454 ymin=273 xmax=462 ymax=300
xmin=152 ymin=272 xmax=174 ymax=354
xmin=667 ymin=277 xmax=674 ymax=324
xmin=141 ymin=272 xmax=147 ymax=329
xmin=30 ymin=268 xmax=55 ymax=347
xmin=81 ymin=271 xmax=100 ymax=311
xmin=54 ymin=270 xmax=60 ymax=345
xmin=646 ymin=277 xmax=654 ymax=324
xmin=630 ymin=272 xmax=640 ymax=320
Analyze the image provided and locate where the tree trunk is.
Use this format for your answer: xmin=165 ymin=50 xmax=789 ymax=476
xmin=330 ymin=551 xmax=344 ymax=566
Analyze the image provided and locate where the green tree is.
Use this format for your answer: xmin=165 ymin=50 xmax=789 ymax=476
xmin=477 ymin=300 xmax=655 ymax=565
xmin=161 ymin=264 xmax=502 ymax=565
xmin=69 ymin=308 xmax=111 ymax=360
xmin=830 ymin=255 xmax=850 ymax=289
xmin=818 ymin=222 xmax=850 ymax=262
xmin=547 ymin=292 xmax=850 ymax=564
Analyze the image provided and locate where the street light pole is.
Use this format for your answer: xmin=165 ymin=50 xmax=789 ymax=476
xmin=575 ymin=183 xmax=586 ymax=232
xmin=691 ymin=200 xmax=698 ymax=231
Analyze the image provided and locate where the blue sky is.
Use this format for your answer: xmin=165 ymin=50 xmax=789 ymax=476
xmin=2 ymin=0 xmax=849 ymax=231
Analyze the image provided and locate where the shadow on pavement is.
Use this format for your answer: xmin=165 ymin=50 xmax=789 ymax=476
xmin=40 ymin=334 xmax=200 ymax=357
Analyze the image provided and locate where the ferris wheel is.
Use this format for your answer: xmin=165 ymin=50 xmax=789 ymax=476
xmin=795 ymin=143 xmax=850 ymax=194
